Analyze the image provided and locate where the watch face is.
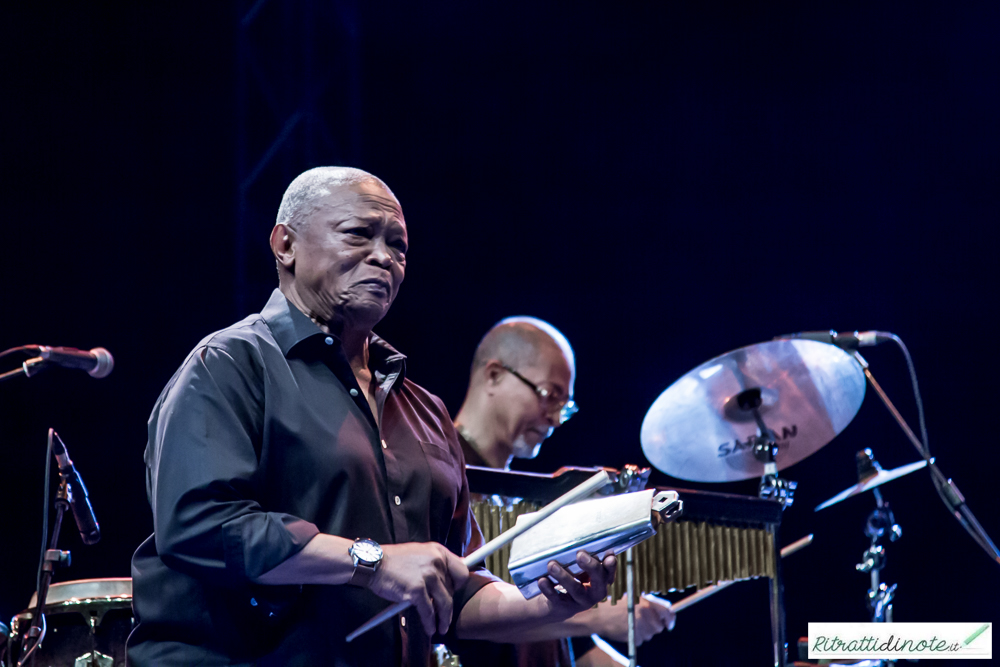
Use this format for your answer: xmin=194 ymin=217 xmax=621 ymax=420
xmin=353 ymin=539 xmax=383 ymax=564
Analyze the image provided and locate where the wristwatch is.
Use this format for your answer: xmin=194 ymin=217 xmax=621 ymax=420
xmin=348 ymin=537 xmax=383 ymax=588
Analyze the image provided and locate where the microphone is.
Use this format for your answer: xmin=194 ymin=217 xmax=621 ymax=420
xmin=777 ymin=330 xmax=894 ymax=350
xmin=33 ymin=345 xmax=114 ymax=378
xmin=50 ymin=430 xmax=101 ymax=545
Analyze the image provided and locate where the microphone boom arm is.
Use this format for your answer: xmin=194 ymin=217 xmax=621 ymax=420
xmin=852 ymin=350 xmax=1000 ymax=566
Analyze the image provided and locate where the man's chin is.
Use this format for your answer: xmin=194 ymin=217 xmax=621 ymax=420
xmin=341 ymin=298 xmax=392 ymax=330
xmin=511 ymin=434 xmax=542 ymax=460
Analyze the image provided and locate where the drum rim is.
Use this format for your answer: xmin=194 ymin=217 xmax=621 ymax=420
xmin=25 ymin=577 xmax=132 ymax=610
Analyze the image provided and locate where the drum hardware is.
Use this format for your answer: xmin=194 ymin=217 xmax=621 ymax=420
xmin=814 ymin=451 xmax=929 ymax=512
xmin=784 ymin=335 xmax=998 ymax=664
xmin=733 ymin=387 xmax=798 ymax=508
xmin=610 ymin=456 xmax=655 ymax=661
xmin=625 ymin=547 xmax=637 ymax=667
xmin=824 ymin=448 xmax=904 ymax=625
xmin=847 ymin=349 xmax=1000 ymax=566
xmin=614 ymin=464 xmax=651 ymax=495
xmin=640 ymin=338 xmax=869 ymax=666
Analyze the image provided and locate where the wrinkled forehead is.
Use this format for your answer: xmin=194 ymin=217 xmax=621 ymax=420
xmin=322 ymin=180 xmax=404 ymax=220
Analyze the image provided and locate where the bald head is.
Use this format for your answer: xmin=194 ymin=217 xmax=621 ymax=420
xmin=276 ymin=166 xmax=396 ymax=230
xmin=471 ymin=317 xmax=576 ymax=388
xmin=457 ymin=317 xmax=576 ymax=467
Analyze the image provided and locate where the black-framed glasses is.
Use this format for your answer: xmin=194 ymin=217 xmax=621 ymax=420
xmin=500 ymin=364 xmax=578 ymax=425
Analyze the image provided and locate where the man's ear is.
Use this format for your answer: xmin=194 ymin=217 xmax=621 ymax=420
xmin=270 ymin=224 xmax=296 ymax=271
xmin=484 ymin=360 xmax=505 ymax=391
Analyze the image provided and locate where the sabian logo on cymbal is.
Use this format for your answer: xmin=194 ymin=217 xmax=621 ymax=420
xmin=717 ymin=425 xmax=798 ymax=457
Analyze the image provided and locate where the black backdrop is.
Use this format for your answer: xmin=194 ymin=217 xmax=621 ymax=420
xmin=2 ymin=2 xmax=997 ymax=665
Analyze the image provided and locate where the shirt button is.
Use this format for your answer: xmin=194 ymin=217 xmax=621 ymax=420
xmin=394 ymin=495 xmax=401 ymax=505
xmin=400 ymin=616 xmax=406 ymax=627
xmin=381 ymin=439 xmax=387 ymax=449
xmin=324 ymin=336 xmax=334 ymax=346
xmin=350 ymin=388 xmax=359 ymax=397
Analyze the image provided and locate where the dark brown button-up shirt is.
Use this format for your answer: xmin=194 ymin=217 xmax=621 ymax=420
xmin=128 ymin=289 xmax=488 ymax=666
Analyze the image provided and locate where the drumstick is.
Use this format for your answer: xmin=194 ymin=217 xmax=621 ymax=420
xmin=346 ymin=469 xmax=612 ymax=642
xmin=643 ymin=534 xmax=813 ymax=613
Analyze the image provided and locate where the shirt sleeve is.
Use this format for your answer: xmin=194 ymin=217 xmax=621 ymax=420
xmin=146 ymin=343 xmax=319 ymax=586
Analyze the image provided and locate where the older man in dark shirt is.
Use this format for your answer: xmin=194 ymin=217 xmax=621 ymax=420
xmin=127 ymin=167 xmax=615 ymax=666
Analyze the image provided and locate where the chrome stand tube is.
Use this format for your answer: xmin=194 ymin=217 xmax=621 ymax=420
xmin=626 ymin=547 xmax=636 ymax=667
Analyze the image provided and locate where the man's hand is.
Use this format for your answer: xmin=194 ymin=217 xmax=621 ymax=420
xmin=368 ymin=542 xmax=469 ymax=636
xmin=537 ymin=551 xmax=617 ymax=618
xmin=595 ymin=594 xmax=676 ymax=645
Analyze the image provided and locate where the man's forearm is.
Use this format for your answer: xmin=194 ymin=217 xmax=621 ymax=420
xmin=455 ymin=581 xmax=577 ymax=642
xmin=458 ymin=590 xmax=614 ymax=642
xmin=253 ymin=533 xmax=356 ymax=585
xmin=457 ymin=552 xmax=617 ymax=642
xmin=529 ymin=603 xmax=613 ymax=639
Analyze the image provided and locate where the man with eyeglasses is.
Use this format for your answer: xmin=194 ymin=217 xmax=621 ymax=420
xmin=453 ymin=317 xmax=577 ymax=470
xmin=448 ymin=317 xmax=675 ymax=667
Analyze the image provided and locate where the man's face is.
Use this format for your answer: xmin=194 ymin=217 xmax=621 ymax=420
xmin=289 ymin=180 xmax=407 ymax=330
xmin=498 ymin=343 xmax=574 ymax=460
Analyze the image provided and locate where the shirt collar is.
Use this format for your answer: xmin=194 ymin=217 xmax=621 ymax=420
xmin=261 ymin=289 xmax=326 ymax=356
xmin=261 ymin=289 xmax=408 ymax=377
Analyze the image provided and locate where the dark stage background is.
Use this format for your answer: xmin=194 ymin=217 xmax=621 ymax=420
xmin=2 ymin=2 xmax=997 ymax=665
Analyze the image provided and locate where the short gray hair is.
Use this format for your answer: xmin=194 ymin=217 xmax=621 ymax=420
xmin=275 ymin=166 xmax=393 ymax=229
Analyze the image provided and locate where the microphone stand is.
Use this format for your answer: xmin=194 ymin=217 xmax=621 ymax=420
xmin=0 ymin=357 xmax=46 ymax=383
xmin=14 ymin=481 xmax=73 ymax=667
xmin=852 ymin=351 xmax=1000 ymax=566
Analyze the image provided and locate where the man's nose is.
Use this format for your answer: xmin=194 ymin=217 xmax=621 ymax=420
xmin=367 ymin=238 xmax=393 ymax=268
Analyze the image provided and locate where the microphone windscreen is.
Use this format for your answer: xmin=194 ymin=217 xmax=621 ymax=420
xmin=88 ymin=347 xmax=114 ymax=378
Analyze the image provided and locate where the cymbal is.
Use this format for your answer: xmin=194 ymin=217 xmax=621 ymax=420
xmin=815 ymin=458 xmax=930 ymax=511
xmin=641 ymin=339 xmax=866 ymax=482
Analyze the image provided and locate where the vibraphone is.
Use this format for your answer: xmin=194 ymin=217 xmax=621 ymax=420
xmin=466 ymin=465 xmax=788 ymax=666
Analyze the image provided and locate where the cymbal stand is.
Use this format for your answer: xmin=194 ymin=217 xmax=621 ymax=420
xmin=616 ymin=464 xmax=649 ymax=667
xmin=736 ymin=389 xmax=797 ymax=508
xmin=853 ymin=450 xmax=901 ymax=625
xmin=737 ymin=388 xmax=793 ymax=666
xmin=626 ymin=547 xmax=637 ymax=667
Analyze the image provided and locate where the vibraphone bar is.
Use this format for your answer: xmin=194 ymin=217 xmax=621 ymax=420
xmin=466 ymin=465 xmax=787 ymax=666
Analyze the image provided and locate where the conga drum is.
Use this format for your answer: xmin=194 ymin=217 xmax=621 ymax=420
xmin=9 ymin=578 xmax=132 ymax=667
